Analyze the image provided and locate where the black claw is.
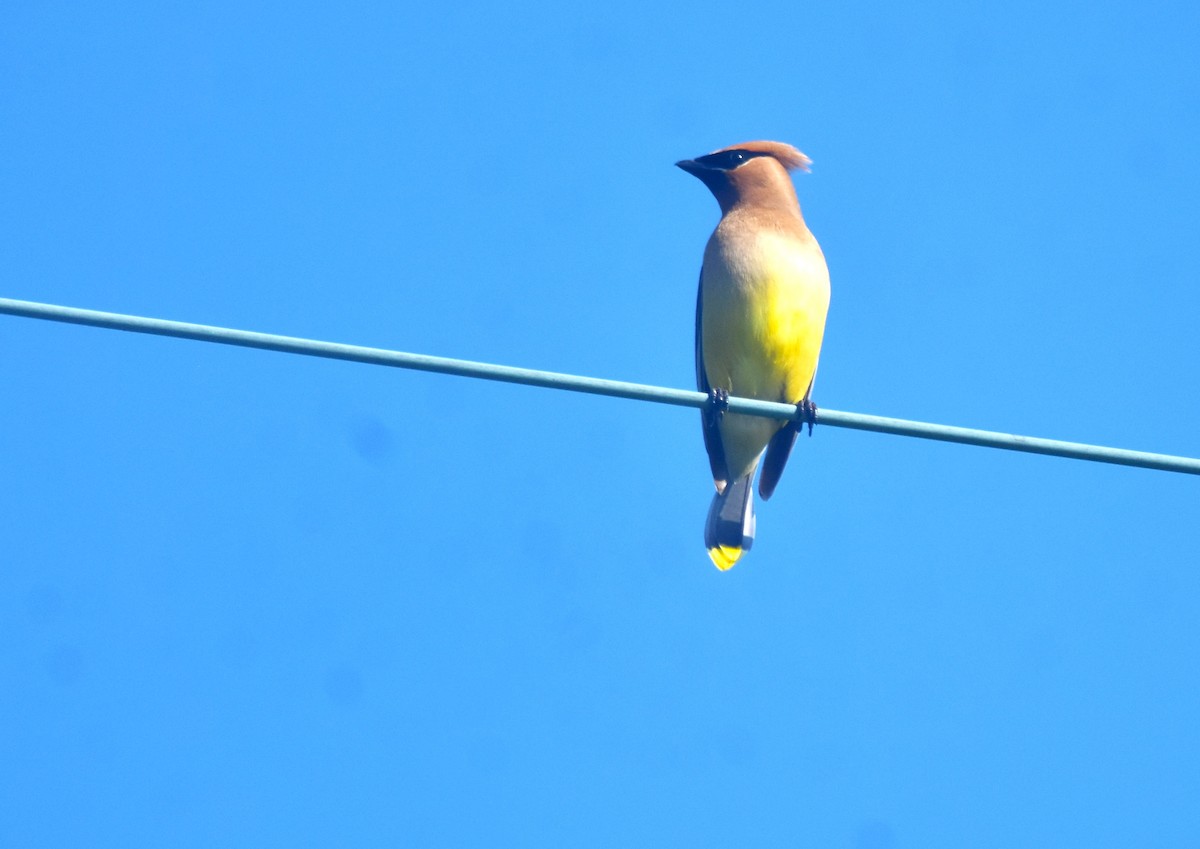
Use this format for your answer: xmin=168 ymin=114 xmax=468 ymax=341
xmin=707 ymin=387 xmax=730 ymax=421
xmin=798 ymin=399 xmax=818 ymax=436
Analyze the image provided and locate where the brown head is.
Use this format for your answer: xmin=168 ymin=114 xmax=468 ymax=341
xmin=676 ymin=140 xmax=811 ymax=216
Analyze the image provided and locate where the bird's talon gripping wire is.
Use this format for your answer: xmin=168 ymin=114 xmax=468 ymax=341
xmin=705 ymin=387 xmax=730 ymax=430
xmin=798 ymin=399 xmax=818 ymax=436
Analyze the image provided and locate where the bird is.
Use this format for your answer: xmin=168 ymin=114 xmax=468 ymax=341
xmin=676 ymin=141 xmax=830 ymax=570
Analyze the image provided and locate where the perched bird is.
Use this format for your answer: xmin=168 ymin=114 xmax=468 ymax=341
xmin=677 ymin=141 xmax=830 ymax=570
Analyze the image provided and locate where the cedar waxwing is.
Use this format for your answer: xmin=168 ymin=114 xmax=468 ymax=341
xmin=677 ymin=141 xmax=830 ymax=570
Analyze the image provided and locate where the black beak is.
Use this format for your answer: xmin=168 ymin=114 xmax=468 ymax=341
xmin=675 ymin=159 xmax=706 ymax=176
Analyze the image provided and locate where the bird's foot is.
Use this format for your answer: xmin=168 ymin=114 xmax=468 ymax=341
xmin=706 ymin=387 xmax=730 ymax=423
xmin=797 ymin=399 xmax=818 ymax=436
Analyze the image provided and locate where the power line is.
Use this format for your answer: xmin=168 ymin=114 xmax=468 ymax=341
xmin=2 ymin=296 xmax=1198 ymax=477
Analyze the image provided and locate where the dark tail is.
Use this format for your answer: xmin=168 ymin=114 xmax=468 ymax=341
xmin=704 ymin=473 xmax=756 ymax=570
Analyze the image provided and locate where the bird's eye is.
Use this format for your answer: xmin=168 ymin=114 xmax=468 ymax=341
xmin=696 ymin=149 xmax=758 ymax=171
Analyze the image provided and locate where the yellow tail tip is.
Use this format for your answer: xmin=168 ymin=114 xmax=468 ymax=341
xmin=707 ymin=545 xmax=743 ymax=571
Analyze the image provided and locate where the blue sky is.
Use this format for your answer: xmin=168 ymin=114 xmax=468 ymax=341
xmin=3 ymin=1 xmax=1200 ymax=846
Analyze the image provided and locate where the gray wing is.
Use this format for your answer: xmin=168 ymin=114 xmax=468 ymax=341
xmin=695 ymin=268 xmax=729 ymax=487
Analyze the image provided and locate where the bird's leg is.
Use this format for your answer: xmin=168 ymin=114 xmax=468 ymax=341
xmin=705 ymin=387 xmax=730 ymax=428
xmin=797 ymin=398 xmax=818 ymax=436
xmin=702 ymin=388 xmax=732 ymax=490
